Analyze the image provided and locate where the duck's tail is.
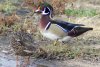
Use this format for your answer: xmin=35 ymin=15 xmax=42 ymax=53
xmin=68 ymin=27 xmax=93 ymax=37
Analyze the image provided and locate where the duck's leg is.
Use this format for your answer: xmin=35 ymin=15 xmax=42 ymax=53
xmin=16 ymin=55 xmax=19 ymax=67
xmin=53 ymin=39 xmax=59 ymax=46
xmin=53 ymin=40 xmax=57 ymax=46
xmin=23 ymin=56 xmax=30 ymax=67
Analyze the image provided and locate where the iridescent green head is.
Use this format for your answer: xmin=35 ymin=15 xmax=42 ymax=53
xmin=35 ymin=2 xmax=54 ymax=18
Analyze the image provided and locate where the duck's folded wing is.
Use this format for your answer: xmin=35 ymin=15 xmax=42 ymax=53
xmin=50 ymin=20 xmax=84 ymax=32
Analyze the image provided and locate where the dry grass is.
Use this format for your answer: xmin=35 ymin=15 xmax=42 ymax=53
xmin=0 ymin=12 xmax=20 ymax=27
xmin=0 ymin=0 xmax=100 ymax=61
xmin=32 ymin=43 xmax=100 ymax=60
xmin=50 ymin=0 xmax=77 ymax=14
xmin=25 ymin=0 xmax=77 ymax=14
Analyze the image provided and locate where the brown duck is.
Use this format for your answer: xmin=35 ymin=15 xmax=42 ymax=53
xmin=11 ymin=30 xmax=36 ymax=67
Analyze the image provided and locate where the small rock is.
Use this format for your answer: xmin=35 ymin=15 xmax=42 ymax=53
xmin=1 ymin=50 xmax=9 ymax=54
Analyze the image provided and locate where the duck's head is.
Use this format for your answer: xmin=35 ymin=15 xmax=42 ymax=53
xmin=35 ymin=2 xmax=53 ymax=18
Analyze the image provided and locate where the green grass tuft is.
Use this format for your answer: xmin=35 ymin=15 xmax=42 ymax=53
xmin=65 ymin=8 xmax=97 ymax=17
xmin=0 ymin=0 xmax=17 ymax=14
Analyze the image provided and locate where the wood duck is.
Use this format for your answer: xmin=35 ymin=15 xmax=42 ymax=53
xmin=35 ymin=2 xmax=93 ymax=43
xmin=11 ymin=30 xmax=36 ymax=67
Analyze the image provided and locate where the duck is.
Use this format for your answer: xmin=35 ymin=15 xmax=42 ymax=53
xmin=34 ymin=2 xmax=93 ymax=43
xmin=11 ymin=30 xmax=36 ymax=67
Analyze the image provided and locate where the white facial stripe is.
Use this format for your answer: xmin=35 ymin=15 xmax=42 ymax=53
xmin=47 ymin=7 xmax=52 ymax=18
xmin=42 ymin=7 xmax=51 ymax=15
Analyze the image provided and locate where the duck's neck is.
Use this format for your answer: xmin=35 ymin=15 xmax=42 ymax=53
xmin=39 ymin=15 xmax=50 ymax=30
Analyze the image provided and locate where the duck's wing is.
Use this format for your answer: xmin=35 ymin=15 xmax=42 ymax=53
xmin=50 ymin=20 xmax=93 ymax=37
xmin=50 ymin=20 xmax=84 ymax=32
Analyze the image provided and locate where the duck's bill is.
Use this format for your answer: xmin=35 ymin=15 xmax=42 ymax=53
xmin=34 ymin=9 xmax=42 ymax=13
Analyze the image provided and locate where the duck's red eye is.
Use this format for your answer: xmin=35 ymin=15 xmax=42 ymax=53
xmin=41 ymin=7 xmax=45 ymax=11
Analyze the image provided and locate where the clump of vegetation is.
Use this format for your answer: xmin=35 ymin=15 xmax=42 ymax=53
xmin=4 ymin=13 xmax=20 ymax=26
xmin=33 ymin=44 xmax=100 ymax=60
xmin=0 ymin=0 xmax=17 ymax=14
xmin=83 ymin=48 xmax=100 ymax=61
xmin=11 ymin=23 xmax=22 ymax=32
xmin=11 ymin=16 xmax=37 ymax=34
xmin=39 ymin=45 xmax=83 ymax=60
xmin=65 ymin=8 xmax=97 ymax=17
xmin=50 ymin=0 xmax=77 ymax=14
xmin=0 ymin=13 xmax=20 ymax=27
xmin=0 ymin=12 xmax=20 ymax=34
xmin=50 ymin=0 xmax=66 ymax=14
xmin=22 ymin=18 xmax=37 ymax=33
xmin=0 ymin=25 xmax=9 ymax=34
xmin=27 ymin=0 xmax=77 ymax=14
